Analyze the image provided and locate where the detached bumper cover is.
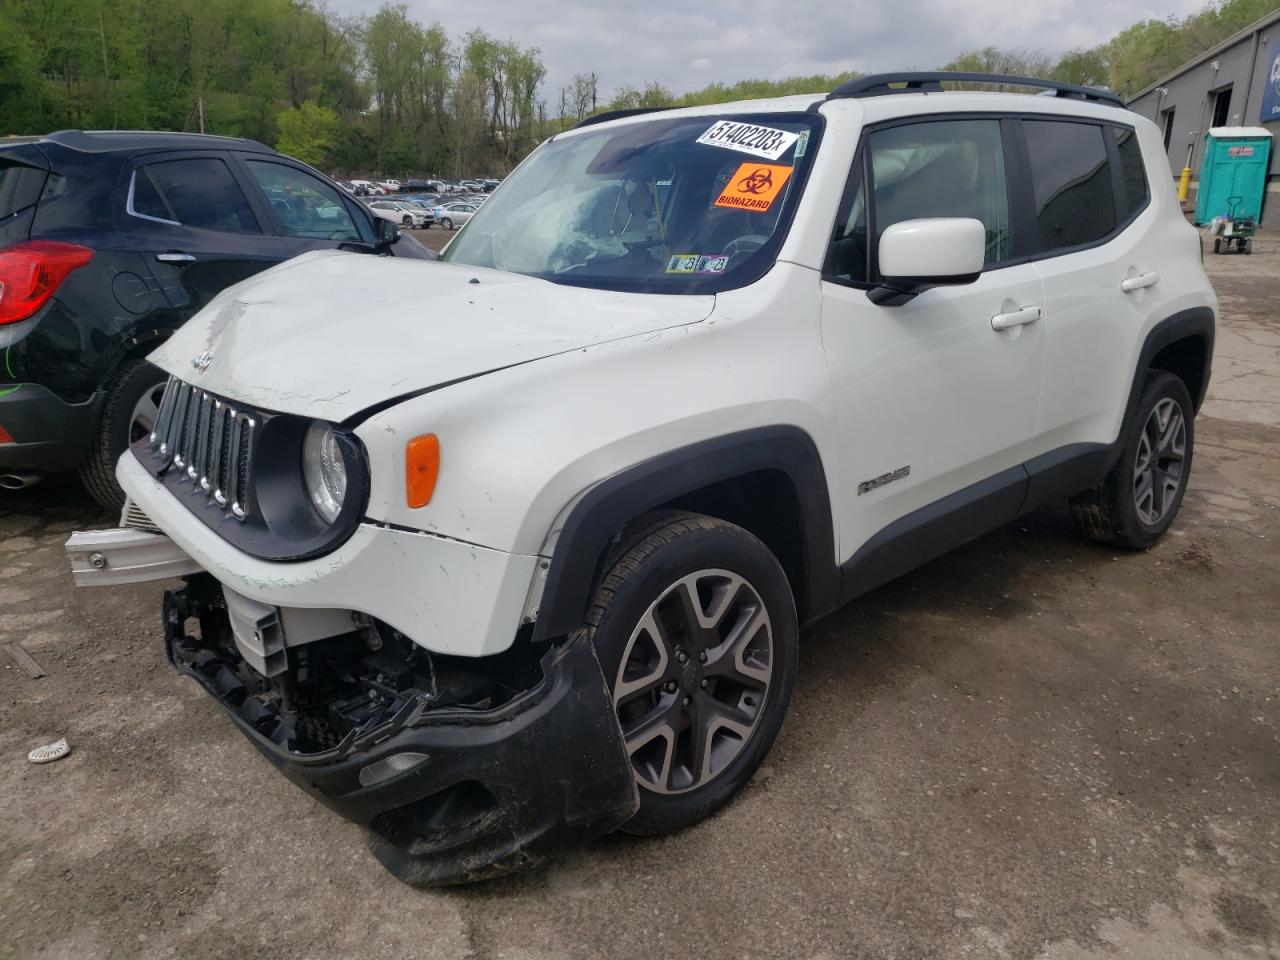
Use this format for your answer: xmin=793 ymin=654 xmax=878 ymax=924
xmin=163 ymin=586 xmax=639 ymax=886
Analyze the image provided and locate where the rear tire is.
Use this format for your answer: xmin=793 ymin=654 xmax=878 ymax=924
xmin=78 ymin=358 xmax=167 ymax=512
xmin=1070 ymin=371 xmax=1194 ymax=550
xmin=584 ymin=510 xmax=797 ymax=836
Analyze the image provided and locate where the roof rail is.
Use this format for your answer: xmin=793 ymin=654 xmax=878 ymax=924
xmin=571 ymin=107 xmax=673 ymax=130
xmin=827 ymin=73 xmax=1125 ymax=108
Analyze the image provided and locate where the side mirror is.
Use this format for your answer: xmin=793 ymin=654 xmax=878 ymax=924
xmin=869 ymin=218 xmax=985 ymax=306
xmin=374 ymin=217 xmax=401 ymax=250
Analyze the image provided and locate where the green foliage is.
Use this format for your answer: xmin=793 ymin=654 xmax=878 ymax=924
xmin=0 ymin=0 xmax=542 ymax=176
xmin=2 ymin=0 xmax=1276 ymax=175
xmin=275 ymin=101 xmax=342 ymax=168
xmin=939 ymin=0 xmax=1280 ymax=97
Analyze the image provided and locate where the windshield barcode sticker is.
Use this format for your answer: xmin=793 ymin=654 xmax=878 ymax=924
xmin=696 ymin=121 xmax=800 ymax=160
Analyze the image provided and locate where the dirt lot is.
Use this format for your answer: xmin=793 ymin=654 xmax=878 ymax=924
xmin=2 ymin=228 xmax=1278 ymax=960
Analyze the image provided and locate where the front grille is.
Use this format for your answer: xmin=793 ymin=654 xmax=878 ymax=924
xmin=149 ymin=376 xmax=257 ymax=520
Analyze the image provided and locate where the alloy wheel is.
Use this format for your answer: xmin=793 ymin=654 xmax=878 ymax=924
xmin=1133 ymin=397 xmax=1187 ymax=526
xmin=610 ymin=569 xmax=773 ymax=795
xmin=129 ymin=380 xmax=168 ymax=445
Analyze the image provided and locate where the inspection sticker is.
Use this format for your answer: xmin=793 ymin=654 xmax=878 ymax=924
xmin=697 ymin=255 xmax=730 ymax=274
xmin=714 ymin=162 xmax=794 ymax=213
xmin=666 ymin=253 xmax=701 ymax=273
xmin=697 ymin=120 xmax=799 ymax=160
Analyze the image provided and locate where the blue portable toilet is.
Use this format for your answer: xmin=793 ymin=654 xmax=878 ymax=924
xmin=1193 ymin=127 xmax=1274 ymax=226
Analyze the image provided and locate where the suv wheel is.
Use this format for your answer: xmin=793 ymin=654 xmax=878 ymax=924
xmin=1070 ymin=371 xmax=1194 ymax=549
xmin=79 ymin=359 xmax=167 ymax=512
xmin=584 ymin=511 xmax=797 ymax=835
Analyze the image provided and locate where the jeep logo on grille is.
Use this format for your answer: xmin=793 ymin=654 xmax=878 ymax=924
xmin=191 ymin=350 xmax=213 ymax=373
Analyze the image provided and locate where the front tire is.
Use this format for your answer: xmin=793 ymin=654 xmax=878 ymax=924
xmin=79 ymin=358 xmax=167 ymax=511
xmin=1070 ymin=371 xmax=1194 ymax=549
xmin=442 ymin=218 xmax=453 ymax=230
xmin=584 ymin=511 xmax=797 ymax=836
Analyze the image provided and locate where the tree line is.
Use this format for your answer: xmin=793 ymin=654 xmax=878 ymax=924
xmin=1 ymin=0 xmax=1275 ymax=179
xmin=0 ymin=0 xmax=546 ymax=177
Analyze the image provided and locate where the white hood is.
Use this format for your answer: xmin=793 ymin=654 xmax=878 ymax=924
xmin=150 ymin=250 xmax=714 ymax=422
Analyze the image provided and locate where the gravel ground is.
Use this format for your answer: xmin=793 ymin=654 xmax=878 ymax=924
xmin=1 ymin=227 xmax=1277 ymax=960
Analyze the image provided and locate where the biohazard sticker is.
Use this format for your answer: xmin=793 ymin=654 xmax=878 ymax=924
xmin=666 ymin=253 xmax=701 ymax=273
xmin=714 ymin=163 xmax=794 ymax=213
xmin=697 ymin=120 xmax=800 ymax=160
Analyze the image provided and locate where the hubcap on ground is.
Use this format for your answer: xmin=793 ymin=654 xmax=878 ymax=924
xmin=130 ymin=380 xmax=168 ymax=445
xmin=610 ymin=569 xmax=773 ymax=795
xmin=1133 ymin=397 xmax=1186 ymax=526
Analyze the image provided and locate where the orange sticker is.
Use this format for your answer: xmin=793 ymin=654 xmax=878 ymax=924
xmin=714 ymin=162 xmax=794 ymax=213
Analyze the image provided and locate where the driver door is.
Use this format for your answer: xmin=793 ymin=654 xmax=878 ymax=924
xmin=236 ymin=158 xmax=376 ymax=256
xmin=819 ymin=117 xmax=1047 ymax=580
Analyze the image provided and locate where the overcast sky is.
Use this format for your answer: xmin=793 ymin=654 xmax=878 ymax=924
xmin=328 ymin=0 xmax=1206 ymax=103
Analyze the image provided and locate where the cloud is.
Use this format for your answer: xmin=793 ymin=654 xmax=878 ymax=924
xmin=326 ymin=0 xmax=1207 ymax=104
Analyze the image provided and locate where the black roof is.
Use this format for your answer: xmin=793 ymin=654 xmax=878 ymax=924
xmin=30 ymin=130 xmax=277 ymax=154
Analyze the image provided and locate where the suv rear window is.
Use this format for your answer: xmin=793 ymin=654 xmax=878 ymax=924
xmin=0 ymin=160 xmax=47 ymax=219
xmin=1023 ymin=120 xmax=1115 ymax=252
xmin=131 ymin=158 xmax=260 ymax=234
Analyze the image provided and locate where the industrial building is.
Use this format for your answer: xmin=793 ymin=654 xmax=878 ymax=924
xmin=1127 ymin=8 xmax=1280 ymax=221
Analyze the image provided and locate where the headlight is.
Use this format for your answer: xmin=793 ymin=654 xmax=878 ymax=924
xmin=302 ymin=421 xmax=348 ymax=524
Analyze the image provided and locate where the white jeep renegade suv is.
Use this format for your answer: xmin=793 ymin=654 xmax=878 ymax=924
xmin=69 ymin=73 xmax=1217 ymax=886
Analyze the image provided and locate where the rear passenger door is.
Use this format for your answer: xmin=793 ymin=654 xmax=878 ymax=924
xmin=126 ymin=154 xmax=291 ymax=321
xmin=1021 ymin=120 xmax=1166 ymax=452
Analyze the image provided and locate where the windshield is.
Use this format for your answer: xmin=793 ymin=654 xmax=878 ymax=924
xmin=442 ymin=112 xmax=823 ymax=293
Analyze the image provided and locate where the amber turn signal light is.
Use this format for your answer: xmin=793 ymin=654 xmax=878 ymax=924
xmin=405 ymin=434 xmax=440 ymax=508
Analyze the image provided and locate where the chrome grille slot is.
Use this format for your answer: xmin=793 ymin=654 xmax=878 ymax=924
xmin=148 ymin=377 xmax=258 ymax=523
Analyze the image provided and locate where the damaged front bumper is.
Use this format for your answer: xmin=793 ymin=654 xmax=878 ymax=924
xmin=164 ymin=577 xmax=639 ymax=886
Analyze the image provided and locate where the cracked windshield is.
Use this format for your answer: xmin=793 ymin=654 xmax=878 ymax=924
xmin=442 ymin=113 xmax=822 ymax=291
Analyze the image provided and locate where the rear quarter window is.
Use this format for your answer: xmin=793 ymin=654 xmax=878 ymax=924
xmin=0 ymin=160 xmax=48 ymax=219
xmin=1113 ymin=126 xmax=1149 ymax=221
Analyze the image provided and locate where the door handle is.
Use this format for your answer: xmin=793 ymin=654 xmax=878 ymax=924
xmin=155 ymin=252 xmax=196 ymax=263
xmin=1120 ymin=272 xmax=1159 ymax=293
xmin=990 ymin=305 xmax=1042 ymax=332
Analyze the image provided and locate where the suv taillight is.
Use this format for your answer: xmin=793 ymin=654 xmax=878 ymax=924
xmin=0 ymin=241 xmax=94 ymax=325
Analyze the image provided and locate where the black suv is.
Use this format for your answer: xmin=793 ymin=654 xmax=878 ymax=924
xmin=0 ymin=131 xmax=431 ymax=508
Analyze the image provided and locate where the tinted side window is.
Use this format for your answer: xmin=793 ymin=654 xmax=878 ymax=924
xmin=132 ymin=158 xmax=259 ymax=234
xmin=869 ymin=119 xmax=1011 ymax=271
xmin=1023 ymin=121 xmax=1114 ymax=251
xmin=245 ymin=161 xmax=363 ymax=242
xmin=1113 ymin=126 xmax=1149 ymax=221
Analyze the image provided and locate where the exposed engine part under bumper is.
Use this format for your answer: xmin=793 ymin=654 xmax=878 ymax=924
xmin=163 ymin=578 xmax=639 ymax=887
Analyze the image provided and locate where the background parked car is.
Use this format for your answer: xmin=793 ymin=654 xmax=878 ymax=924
xmin=0 ymin=130 xmax=433 ymax=508
xmin=349 ymin=179 xmax=384 ymax=196
xmin=434 ymin=201 xmax=478 ymax=229
xmin=368 ymin=199 xmax=429 ymax=228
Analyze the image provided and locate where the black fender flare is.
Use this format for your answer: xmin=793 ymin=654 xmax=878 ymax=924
xmin=1106 ymin=305 xmax=1215 ymax=471
xmin=1131 ymin=306 xmax=1215 ymax=413
xmin=531 ymin=425 xmax=840 ymax=644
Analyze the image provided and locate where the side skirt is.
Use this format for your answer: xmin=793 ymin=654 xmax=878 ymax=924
xmin=836 ymin=443 xmax=1109 ymax=606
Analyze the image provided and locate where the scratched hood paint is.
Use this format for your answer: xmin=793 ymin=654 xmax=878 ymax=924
xmin=150 ymin=250 xmax=714 ymax=422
